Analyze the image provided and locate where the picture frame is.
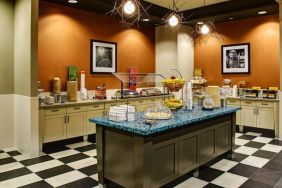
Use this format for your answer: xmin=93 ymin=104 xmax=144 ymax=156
xmin=90 ymin=40 xmax=117 ymax=74
xmin=221 ymin=43 xmax=250 ymax=74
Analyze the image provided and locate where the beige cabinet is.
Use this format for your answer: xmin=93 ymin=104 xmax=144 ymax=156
xmin=240 ymin=106 xmax=257 ymax=128
xmin=87 ymin=110 xmax=104 ymax=135
xmin=136 ymin=105 xmax=147 ymax=112
xmin=67 ymin=112 xmax=86 ymax=139
xmin=43 ymin=114 xmax=66 ymax=143
xmin=257 ymin=107 xmax=274 ymax=130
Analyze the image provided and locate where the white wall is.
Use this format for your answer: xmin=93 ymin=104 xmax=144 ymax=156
xmin=155 ymin=25 xmax=194 ymax=81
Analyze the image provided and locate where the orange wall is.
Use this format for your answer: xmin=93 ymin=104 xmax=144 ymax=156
xmin=39 ymin=1 xmax=155 ymax=91
xmin=195 ymin=14 xmax=280 ymax=88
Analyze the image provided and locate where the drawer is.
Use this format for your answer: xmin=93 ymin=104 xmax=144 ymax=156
xmin=227 ymin=99 xmax=240 ymax=106
xmin=86 ymin=103 xmax=105 ymax=111
xmin=105 ymin=102 xmax=122 ymax=109
xmin=67 ymin=106 xmax=87 ymax=113
xmin=257 ymin=102 xmax=274 ymax=108
xmin=147 ymin=98 xmax=164 ymax=104
xmin=121 ymin=101 xmax=136 ymax=106
xmin=241 ymin=100 xmax=257 ymax=107
xmin=45 ymin=108 xmax=66 ymax=116
xmin=135 ymin=100 xmax=146 ymax=105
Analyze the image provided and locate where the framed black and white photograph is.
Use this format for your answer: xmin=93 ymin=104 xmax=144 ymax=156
xmin=90 ymin=40 xmax=117 ymax=74
xmin=221 ymin=43 xmax=250 ymax=74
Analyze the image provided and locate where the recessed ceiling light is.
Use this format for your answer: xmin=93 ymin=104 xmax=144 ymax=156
xmin=258 ymin=11 xmax=267 ymax=15
xmin=68 ymin=0 xmax=78 ymax=3
xmin=229 ymin=17 xmax=234 ymax=20
xmin=197 ymin=21 xmax=204 ymax=25
xmin=143 ymin=18 xmax=150 ymax=22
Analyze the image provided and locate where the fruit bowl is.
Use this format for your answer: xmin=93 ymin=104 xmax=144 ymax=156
xmin=162 ymin=76 xmax=185 ymax=92
xmin=166 ymin=98 xmax=183 ymax=110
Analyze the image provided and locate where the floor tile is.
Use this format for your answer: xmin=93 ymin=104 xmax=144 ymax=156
xmin=263 ymin=160 xmax=282 ymax=175
xmin=228 ymin=163 xmax=258 ymax=178
xmin=235 ymin=146 xmax=258 ymax=155
xmin=7 ymin=150 xmax=22 ymax=157
xmin=211 ymin=172 xmax=248 ymax=188
xmin=45 ymin=170 xmax=87 ymax=187
xmin=57 ymin=177 xmax=98 ymax=188
xmin=204 ymin=183 xmax=224 ymax=188
xmin=235 ymin=139 xmax=250 ymax=146
xmin=251 ymin=168 xmax=282 ymax=186
xmin=0 ymin=153 xmax=10 ymax=160
xmin=241 ymin=156 xmax=269 ymax=168
xmin=66 ymin=142 xmax=93 ymax=149
xmin=274 ymin=177 xmax=282 ymax=188
xmin=244 ymin=141 xmax=265 ymax=149
xmin=0 ymin=167 xmax=32 ymax=182
xmin=269 ymin=139 xmax=282 ymax=146
xmin=43 ymin=145 xmax=70 ymax=154
xmin=36 ymin=165 xmax=74 ymax=179
xmin=245 ymin=132 xmax=262 ymax=137
xmin=19 ymin=180 xmax=53 ymax=188
xmin=0 ymin=173 xmax=42 ymax=187
xmin=13 ymin=154 xmax=33 ymax=162
xmin=238 ymin=135 xmax=256 ymax=140
xmin=59 ymin=153 xmax=89 ymax=164
xmin=240 ymin=179 xmax=272 ymax=188
xmin=90 ymin=173 xmax=98 ymax=181
xmin=230 ymin=153 xmax=249 ymax=162
xmin=198 ymin=167 xmax=224 ymax=182
xmin=261 ymin=144 xmax=282 ymax=153
xmin=174 ymin=177 xmax=208 ymax=188
xmin=3 ymin=147 xmax=17 ymax=152
xmin=0 ymin=157 xmax=16 ymax=165
xmin=252 ymin=137 xmax=273 ymax=144
xmin=27 ymin=159 xmax=64 ymax=173
xmin=0 ymin=162 xmax=24 ymax=173
xmin=67 ymin=157 xmax=97 ymax=170
xmin=252 ymin=150 xmax=276 ymax=159
xmin=49 ymin=149 xmax=80 ymax=159
xmin=83 ymin=149 xmax=97 ymax=157
xmin=211 ymin=159 xmax=238 ymax=172
xmin=235 ymin=133 xmax=243 ymax=138
xmin=74 ymin=144 xmax=96 ymax=153
xmin=78 ymin=164 xmax=97 ymax=176
xmin=20 ymin=155 xmax=54 ymax=166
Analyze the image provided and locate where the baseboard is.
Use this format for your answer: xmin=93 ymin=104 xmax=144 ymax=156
xmin=236 ymin=125 xmax=275 ymax=138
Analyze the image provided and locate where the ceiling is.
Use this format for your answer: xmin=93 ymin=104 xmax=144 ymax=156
xmin=145 ymin=0 xmax=229 ymax=11
xmin=42 ymin=0 xmax=279 ymax=25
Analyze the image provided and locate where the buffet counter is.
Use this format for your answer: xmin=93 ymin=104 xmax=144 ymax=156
xmin=90 ymin=106 xmax=240 ymax=188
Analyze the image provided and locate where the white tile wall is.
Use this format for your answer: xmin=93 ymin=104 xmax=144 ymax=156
xmin=0 ymin=94 xmax=14 ymax=149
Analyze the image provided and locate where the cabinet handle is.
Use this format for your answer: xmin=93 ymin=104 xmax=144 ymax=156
xmin=230 ymin=101 xmax=235 ymax=103
xmin=92 ymin=105 xmax=100 ymax=108
xmin=51 ymin=109 xmax=59 ymax=112
xmin=67 ymin=116 xmax=70 ymax=123
xmin=257 ymin=108 xmax=259 ymax=115
xmin=245 ymin=102 xmax=252 ymax=104
xmin=261 ymin=103 xmax=268 ymax=106
xmin=73 ymin=107 xmax=81 ymax=110
xmin=64 ymin=116 xmax=67 ymax=123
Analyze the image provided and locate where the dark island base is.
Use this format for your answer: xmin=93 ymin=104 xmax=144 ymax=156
xmin=96 ymin=113 xmax=236 ymax=188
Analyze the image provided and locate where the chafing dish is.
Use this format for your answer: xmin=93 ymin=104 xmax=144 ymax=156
xmin=140 ymin=88 xmax=162 ymax=97
xmin=114 ymin=90 xmax=139 ymax=99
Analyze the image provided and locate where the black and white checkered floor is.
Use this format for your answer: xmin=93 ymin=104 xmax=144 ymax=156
xmin=1 ymin=132 xmax=282 ymax=187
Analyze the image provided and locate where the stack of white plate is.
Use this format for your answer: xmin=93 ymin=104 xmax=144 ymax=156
xmin=109 ymin=105 xmax=135 ymax=122
xmin=45 ymin=96 xmax=55 ymax=105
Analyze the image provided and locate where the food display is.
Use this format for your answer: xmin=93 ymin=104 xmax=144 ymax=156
xmin=166 ymin=98 xmax=183 ymax=110
xmin=162 ymin=76 xmax=185 ymax=92
xmin=144 ymin=102 xmax=173 ymax=120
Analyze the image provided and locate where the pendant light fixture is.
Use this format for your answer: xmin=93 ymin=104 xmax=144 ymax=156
xmin=108 ymin=0 xmax=151 ymax=26
xmin=191 ymin=0 xmax=222 ymax=45
xmin=163 ymin=0 xmax=185 ymax=28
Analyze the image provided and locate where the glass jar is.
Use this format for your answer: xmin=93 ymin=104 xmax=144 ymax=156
xmin=203 ymin=95 xmax=214 ymax=109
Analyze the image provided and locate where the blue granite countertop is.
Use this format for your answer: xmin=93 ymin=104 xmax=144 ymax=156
xmin=89 ymin=106 xmax=241 ymax=136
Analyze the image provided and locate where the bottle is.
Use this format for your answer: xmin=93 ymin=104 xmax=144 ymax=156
xmin=185 ymin=82 xmax=193 ymax=110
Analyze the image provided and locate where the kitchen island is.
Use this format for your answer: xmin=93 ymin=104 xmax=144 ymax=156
xmin=89 ymin=106 xmax=240 ymax=188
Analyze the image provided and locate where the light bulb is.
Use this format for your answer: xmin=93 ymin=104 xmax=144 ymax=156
xmin=123 ymin=0 xmax=136 ymax=15
xmin=168 ymin=14 xmax=179 ymax=27
xmin=200 ymin=24 xmax=210 ymax=35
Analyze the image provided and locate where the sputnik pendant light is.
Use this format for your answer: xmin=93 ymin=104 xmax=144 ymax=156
xmin=163 ymin=0 xmax=185 ymax=28
xmin=108 ymin=0 xmax=151 ymax=26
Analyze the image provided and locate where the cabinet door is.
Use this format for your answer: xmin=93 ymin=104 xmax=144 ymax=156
xmin=216 ymin=123 xmax=231 ymax=156
xmin=87 ymin=110 xmax=104 ymax=135
xmin=240 ymin=106 xmax=256 ymax=127
xmin=179 ymin=133 xmax=198 ymax=176
xmin=43 ymin=114 xmax=66 ymax=143
xmin=257 ymin=108 xmax=274 ymax=130
xmin=199 ymin=128 xmax=215 ymax=165
xmin=135 ymin=104 xmax=147 ymax=112
xmin=227 ymin=105 xmax=241 ymax=125
xmin=67 ymin=112 xmax=86 ymax=139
